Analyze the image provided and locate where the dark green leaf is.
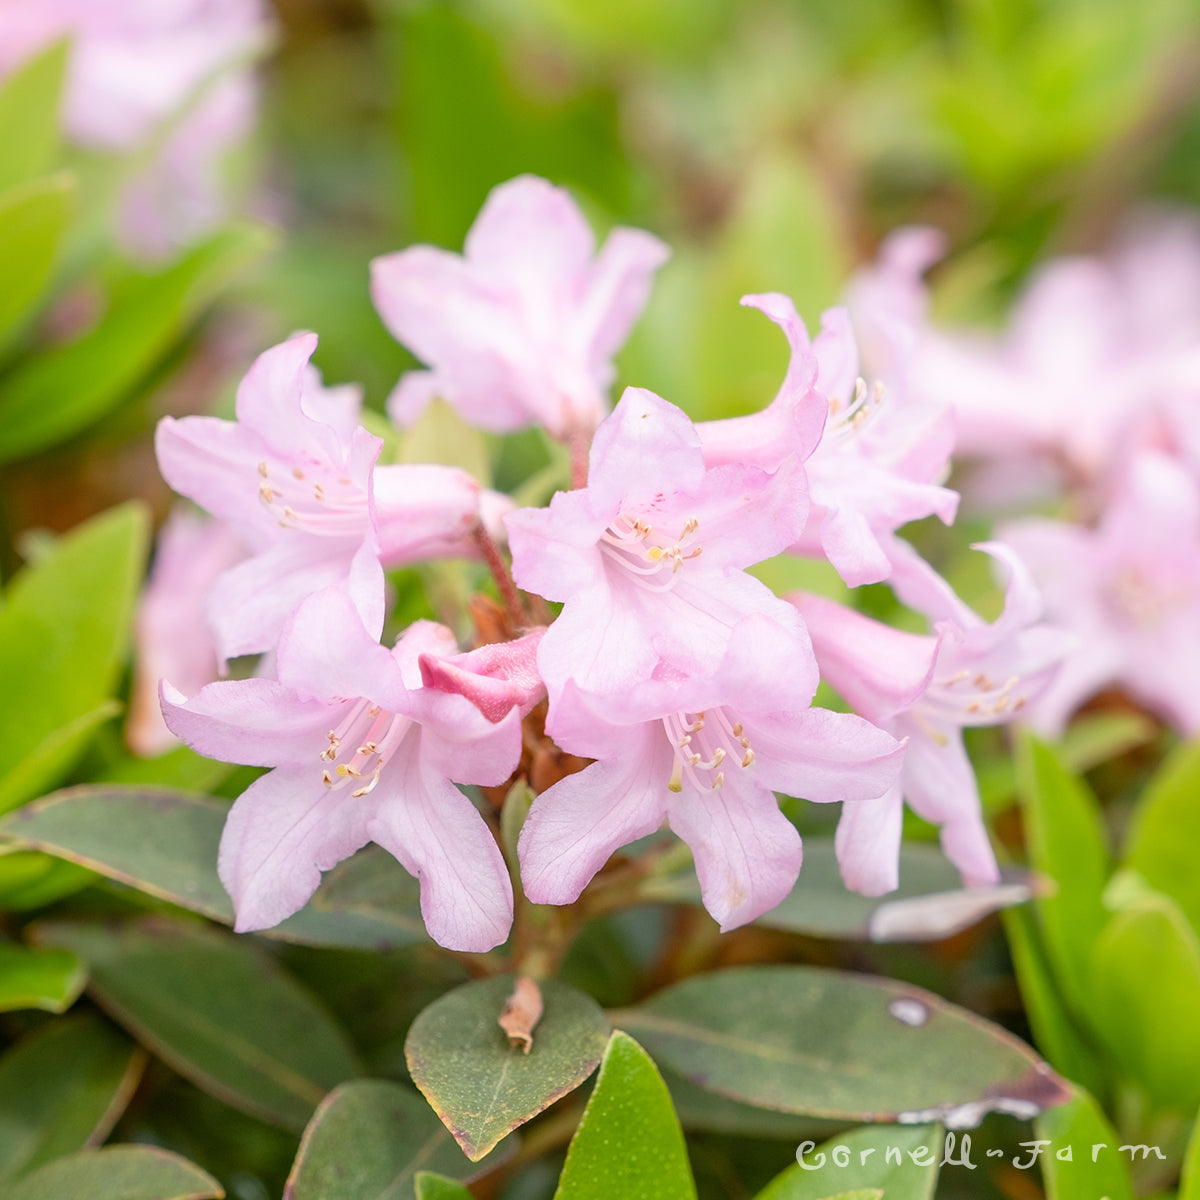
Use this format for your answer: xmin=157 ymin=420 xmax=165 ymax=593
xmin=406 ymin=974 xmax=610 ymax=1160
xmin=0 ymin=225 xmax=273 ymax=462
xmin=0 ymin=1015 xmax=144 ymax=1183
xmin=555 ymin=1031 xmax=696 ymax=1200
xmin=754 ymin=1125 xmax=941 ymax=1200
xmin=1125 ymin=738 xmax=1200 ymax=935
xmin=614 ymin=966 xmax=1069 ymax=1125
xmin=0 ymin=40 xmax=67 ymax=192
xmin=1035 ymin=1087 xmax=1134 ymax=1200
xmin=7 ymin=1145 xmax=223 ymax=1200
xmin=0 ymin=787 xmax=427 ymax=949
xmin=0 ymin=504 xmax=149 ymax=814
xmin=34 ymin=917 xmax=362 ymax=1132
xmin=646 ymin=839 xmax=1031 ymax=942
xmin=284 ymin=1080 xmax=501 ymax=1200
xmin=1017 ymin=733 xmax=1110 ymax=1015
xmin=663 ymin=1065 xmax=844 ymax=1140
xmin=1089 ymin=894 xmax=1200 ymax=1112
xmin=0 ymin=943 xmax=85 ymax=1013
xmin=0 ymin=173 xmax=75 ymax=344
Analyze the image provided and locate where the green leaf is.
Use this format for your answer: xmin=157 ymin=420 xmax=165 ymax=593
xmin=406 ymin=974 xmax=611 ymax=1161
xmin=1017 ymin=733 xmax=1110 ymax=1015
xmin=284 ymin=1080 xmax=499 ymax=1200
xmin=0 ymin=850 xmax=94 ymax=911
xmin=34 ymin=917 xmax=362 ymax=1133
xmin=1035 ymin=1087 xmax=1135 ymax=1200
xmin=0 ymin=504 xmax=149 ymax=814
xmin=0 ymin=40 xmax=68 ymax=192
xmin=0 ymin=787 xmax=428 ymax=949
xmin=1002 ymin=907 xmax=1106 ymax=1097
xmin=1180 ymin=1104 xmax=1200 ymax=1200
xmin=398 ymin=397 xmax=492 ymax=487
xmin=0 ymin=1015 xmax=144 ymax=1183
xmin=414 ymin=1174 xmax=474 ymax=1200
xmin=0 ymin=173 xmax=76 ymax=344
xmin=6 ymin=1145 xmax=223 ymax=1200
xmin=1089 ymin=894 xmax=1200 ymax=1112
xmin=555 ymin=1031 xmax=696 ymax=1200
xmin=1125 ymin=738 xmax=1200 ymax=935
xmin=0 ymin=224 xmax=273 ymax=462
xmin=662 ymin=1065 xmax=843 ymax=1140
xmin=812 ymin=1193 xmax=883 ymax=1200
xmin=0 ymin=943 xmax=85 ymax=1013
xmin=754 ymin=1125 xmax=941 ymax=1200
xmin=614 ymin=966 xmax=1069 ymax=1124
xmin=645 ymin=839 xmax=1032 ymax=942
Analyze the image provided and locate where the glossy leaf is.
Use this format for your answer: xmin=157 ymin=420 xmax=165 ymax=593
xmin=755 ymin=1125 xmax=940 ymax=1200
xmin=1089 ymin=894 xmax=1200 ymax=1112
xmin=647 ymin=839 xmax=1031 ymax=941
xmin=285 ymin=1080 xmax=500 ymax=1200
xmin=0 ymin=173 xmax=75 ymax=344
xmin=35 ymin=917 xmax=362 ymax=1133
xmin=1017 ymin=733 xmax=1110 ymax=1015
xmin=7 ymin=1145 xmax=223 ymax=1200
xmin=1035 ymin=1087 xmax=1135 ymax=1200
xmin=0 ymin=787 xmax=427 ymax=950
xmin=0 ymin=40 xmax=67 ymax=192
xmin=0 ymin=943 xmax=86 ymax=1013
xmin=406 ymin=974 xmax=610 ymax=1160
xmin=0 ymin=1015 xmax=144 ymax=1183
xmin=0 ymin=225 xmax=273 ymax=462
xmin=1125 ymin=738 xmax=1200 ymax=935
xmin=662 ymin=1065 xmax=843 ymax=1140
xmin=414 ymin=1174 xmax=474 ymax=1200
xmin=0 ymin=504 xmax=149 ymax=814
xmin=615 ymin=966 xmax=1069 ymax=1126
xmin=555 ymin=1031 xmax=696 ymax=1200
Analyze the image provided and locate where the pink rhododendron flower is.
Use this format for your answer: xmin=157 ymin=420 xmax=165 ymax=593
xmin=910 ymin=216 xmax=1200 ymax=483
xmin=156 ymin=332 xmax=503 ymax=661
xmin=518 ymin=615 xmax=904 ymax=930
xmin=1001 ymin=451 xmax=1200 ymax=735
xmin=793 ymin=543 xmax=1069 ymax=895
xmin=161 ymin=586 xmax=522 ymax=951
xmin=0 ymin=0 xmax=269 ymax=256
xmin=371 ymin=175 xmax=670 ymax=438
xmin=505 ymin=386 xmax=811 ymax=700
xmin=127 ymin=508 xmax=247 ymax=757
xmin=699 ymin=292 xmax=958 ymax=586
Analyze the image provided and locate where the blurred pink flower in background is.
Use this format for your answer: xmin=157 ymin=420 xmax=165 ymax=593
xmin=0 ymin=0 xmax=271 ymax=256
xmin=1002 ymin=451 xmax=1200 ymax=736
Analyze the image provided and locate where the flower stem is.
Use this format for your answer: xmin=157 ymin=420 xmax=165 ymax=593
xmin=472 ymin=523 xmax=528 ymax=629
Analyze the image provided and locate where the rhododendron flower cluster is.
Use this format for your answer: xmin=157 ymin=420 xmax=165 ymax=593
xmin=146 ymin=174 xmax=1067 ymax=951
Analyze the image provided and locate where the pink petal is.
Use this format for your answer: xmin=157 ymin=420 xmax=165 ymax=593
xmin=835 ymin=784 xmax=904 ymax=896
xmin=518 ymin=728 xmax=669 ymax=905
xmin=368 ymin=752 xmax=513 ymax=952
xmin=666 ymin=772 xmax=803 ymax=931
xmin=218 ymin=764 xmax=375 ymax=931
xmin=578 ymin=227 xmax=671 ymax=367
